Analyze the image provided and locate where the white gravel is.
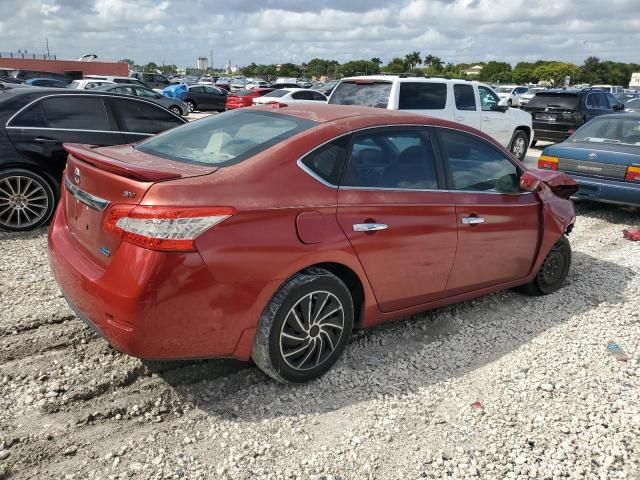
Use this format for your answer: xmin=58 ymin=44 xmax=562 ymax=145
xmin=0 ymin=198 xmax=638 ymax=480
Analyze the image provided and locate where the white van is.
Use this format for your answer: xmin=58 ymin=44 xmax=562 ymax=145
xmin=328 ymin=75 xmax=534 ymax=160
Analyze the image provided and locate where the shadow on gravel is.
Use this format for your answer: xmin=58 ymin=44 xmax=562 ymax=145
xmin=153 ymin=250 xmax=634 ymax=422
xmin=575 ymin=201 xmax=639 ymax=225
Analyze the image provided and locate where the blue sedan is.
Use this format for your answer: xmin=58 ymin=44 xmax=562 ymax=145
xmin=538 ymin=114 xmax=640 ymax=207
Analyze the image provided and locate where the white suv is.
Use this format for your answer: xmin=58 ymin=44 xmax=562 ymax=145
xmin=328 ymin=76 xmax=533 ymax=160
xmin=495 ymin=85 xmax=529 ymax=107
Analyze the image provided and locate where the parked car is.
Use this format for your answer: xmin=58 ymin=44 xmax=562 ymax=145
xmin=84 ymin=75 xmax=146 ymax=86
xmin=5 ymin=69 xmax=71 ymax=85
xmin=25 ymin=78 xmax=68 ymax=88
xmin=93 ymin=83 xmax=189 ymax=116
xmin=246 ymin=80 xmax=270 ymax=89
xmin=225 ymin=88 xmax=275 ymax=110
xmin=0 ymin=89 xmax=186 ymax=231
xmin=271 ymin=82 xmax=302 ymax=90
xmin=176 ymin=84 xmax=228 ymax=112
xmin=131 ymin=72 xmax=171 ymax=90
xmin=523 ymin=88 xmax=625 ymax=145
xmin=47 ymin=104 xmax=577 ymax=383
xmin=252 ymin=88 xmax=327 ymax=106
xmin=230 ymin=78 xmax=248 ymax=91
xmin=517 ymin=87 xmax=546 ymax=108
xmin=538 ymin=114 xmax=640 ymax=207
xmin=626 ymin=98 xmax=640 ymax=112
xmin=215 ymin=79 xmax=231 ymax=91
xmin=328 ymin=75 xmax=534 ymax=160
xmin=197 ymin=76 xmax=217 ymax=85
xmin=316 ymin=81 xmax=338 ymax=96
xmin=68 ymin=79 xmax=115 ymax=90
xmin=593 ymin=85 xmax=625 ymax=95
xmin=297 ymin=79 xmax=312 ymax=88
xmin=494 ymin=85 xmax=529 ymax=107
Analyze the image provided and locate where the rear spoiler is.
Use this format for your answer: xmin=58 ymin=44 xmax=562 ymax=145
xmin=63 ymin=144 xmax=182 ymax=182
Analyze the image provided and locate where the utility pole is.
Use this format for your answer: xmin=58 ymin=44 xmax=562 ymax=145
xmin=210 ymin=50 xmax=213 ymax=72
xmin=45 ymin=37 xmax=50 ymax=59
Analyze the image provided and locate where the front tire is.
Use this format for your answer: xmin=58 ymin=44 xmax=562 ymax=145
xmin=510 ymin=130 xmax=529 ymax=161
xmin=168 ymin=105 xmax=183 ymax=116
xmin=252 ymin=268 xmax=354 ymax=383
xmin=518 ymin=236 xmax=571 ymax=296
xmin=185 ymin=100 xmax=196 ymax=112
xmin=0 ymin=168 xmax=56 ymax=232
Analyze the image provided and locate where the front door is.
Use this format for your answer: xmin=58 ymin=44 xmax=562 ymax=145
xmin=435 ymin=128 xmax=541 ymax=292
xmin=478 ymin=85 xmax=511 ymax=146
xmin=336 ymin=127 xmax=458 ymax=312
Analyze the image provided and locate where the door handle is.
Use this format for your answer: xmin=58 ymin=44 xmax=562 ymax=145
xmin=34 ymin=137 xmax=59 ymax=144
xmin=353 ymin=223 xmax=388 ymax=232
xmin=461 ymin=216 xmax=485 ymax=225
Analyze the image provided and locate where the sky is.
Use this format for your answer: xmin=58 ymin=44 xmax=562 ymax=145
xmin=2 ymin=0 xmax=639 ymax=69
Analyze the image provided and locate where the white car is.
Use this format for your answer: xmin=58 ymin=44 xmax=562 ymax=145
xmin=518 ymin=87 xmax=546 ymax=108
xmin=83 ymin=75 xmax=146 ymax=86
xmin=68 ymin=79 xmax=115 ymax=90
xmin=252 ymin=88 xmax=327 ymax=105
xmin=246 ymin=80 xmax=270 ymax=89
xmin=328 ymin=75 xmax=534 ymax=160
xmin=593 ymin=85 xmax=625 ymax=95
xmin=495 ymin=85 xmax=529 ymax=107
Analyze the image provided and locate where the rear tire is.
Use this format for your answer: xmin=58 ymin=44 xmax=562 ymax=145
xmin=518 ymin=236 xmax=571 ymax=296
xmin=509 ymin=130 xmax=529 ymax=161
xmin=252 ymin=268 xmax=354 ymax=383
xmin=0 ymin=168 xmax=56 ymax=232
xmin=185 ymin=100 xmax=196 ymax=112
xmin=168 ymin=105 xmax=183 ymax=116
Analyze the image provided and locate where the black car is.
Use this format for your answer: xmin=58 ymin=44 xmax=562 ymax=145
xmin=524 ymin=88 xmax=625 ymax=144
xmin=131 ymin=72 xmax=171 ymax=90
xmin=179 ymin=85 xmax=228 ymax=112
xmin=0 ymin=88 xmax=187 ymax=232
xmin=93 ymin=83 xmax=189 ymax=116
xmin=6 ymin=69 xmax=72 ymax=85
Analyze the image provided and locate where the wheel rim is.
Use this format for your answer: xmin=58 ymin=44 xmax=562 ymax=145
xmin=279 ymin=290 xmax=345 ymax=371
xmin=540 ymin=248 xmax=566 ymax=286
xmin=170 ymin=106 xmax=181 ymax=114
xmin=512 ymin=137 xmax=526 ymax=158
xmin=0 ymin=175 xmax=49 ymax=229
xmin=186 ymin=102 xmax=195 ymax=112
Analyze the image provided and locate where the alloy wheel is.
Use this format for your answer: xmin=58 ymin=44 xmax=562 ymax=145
xmin=278 ymin=290 xmax=345 ymax=371
xmin=0 ymin=175 xmax=49 ymax=230
xmin=512 ymin=137 xmax=526 ymax=159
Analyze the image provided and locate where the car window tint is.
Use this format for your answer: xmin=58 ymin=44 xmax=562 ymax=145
xmin=328 ymin=81 xmax=392 ymax=108
xmin=439 ymin=130 xmax=519 ymax=193
xmin=300 ymin=136 xmax=349 ymax=185
xmin=41 ymin=97 xmax=111 ymax=130
xmin=205 ymin=86 xmax=221 ymax=94
xmin=135 ymin=88 xmax=157 ymax=98
xmin=112 ymin=99 xmax=182 ymax=134
xmin=399 ymin=82 xmax=447 ymax=110
xmin=478 ymin=86 xmax=500 ymax=111
xmin=12 ymin=102 xmax=47 ymax=127
xmin=115 ymin=87 xmax=134 ymax=95
xmin=342 ymin=129 xmax=438 ymax=190
xmin=291 ymin=91 xmax=311 ymax=100
xmin=454 ymin=84 xmax=476 ymax=111
xmin=311 ymin=92 xmax=326 ymax=101
xmin=190 ymin=86 xmax=205 ymax=93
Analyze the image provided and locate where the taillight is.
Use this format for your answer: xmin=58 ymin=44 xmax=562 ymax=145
xmin=625 ymin=166 xmax=640 ymax=183
xmin=538 ymin=155 xmax=559 ymax=170
xmin=103 ymin=206 xmax=235 ymax=252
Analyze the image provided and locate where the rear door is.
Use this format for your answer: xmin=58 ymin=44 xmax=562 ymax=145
xmin=434 ymin=128 xmax=540 ymax=292
xmin=453 ymin=83 xmax=481 ymax=130
xmin=336 ymin=126 xmax=458 ymax=312
xmin=478 ymin=85 xmax=511 ymax=146
xmin=107 ymin=97 xmax=185 ymax=142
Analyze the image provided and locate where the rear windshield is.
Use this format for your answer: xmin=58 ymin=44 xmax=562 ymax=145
xmin=135 ymin=110 xmax=316 ymax=166
xmin=328 ymin=81 xmax=392 ymax=108
xmin=571 ymin=116 xmax=640 ymax=146
xmin=527 ymin=93 xmax=579 ymax=110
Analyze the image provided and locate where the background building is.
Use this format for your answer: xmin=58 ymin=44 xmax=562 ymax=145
xmin=196 ymin=56 xmax=208 ymax=71
xmin=630 ymin=72 xmax=640 ymax=89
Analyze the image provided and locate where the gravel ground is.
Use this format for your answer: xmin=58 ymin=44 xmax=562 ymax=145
xmin=0 ymin=188 xmax=639 ymax=479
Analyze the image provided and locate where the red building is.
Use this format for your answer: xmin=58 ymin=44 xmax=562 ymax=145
xmin=0 ymin=57 xmax=129 ymax=77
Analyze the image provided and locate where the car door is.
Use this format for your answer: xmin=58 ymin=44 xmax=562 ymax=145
xmin=478 ymin=85 xmax=511 ymax=146
xmin=336 ymin=127 xmax=458 ymax=312
xmin=5 ymin=95 xmax=125 ymax=176
xmin=204 ymin=86 xmax=226 ymax=110
xmin=188 ymin=86 xmax=207 ymax=108
xmin=453 ymin=84 xmax=481 ymax=130
xmin=107 ymin=97 xmax=186 ymax=142
xmin=434 ymin=128 xmax=541 ymax=292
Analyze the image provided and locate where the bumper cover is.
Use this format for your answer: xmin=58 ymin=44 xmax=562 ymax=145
xmin=571 ymin=175 xmax=640 ymax=207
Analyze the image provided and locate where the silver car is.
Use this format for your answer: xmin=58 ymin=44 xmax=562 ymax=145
xmin=93 ymin=83 xmax=189 ymax=116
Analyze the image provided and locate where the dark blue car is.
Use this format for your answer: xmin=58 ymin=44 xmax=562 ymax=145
xmin=538 ymin=114 xmax=640 ymax=207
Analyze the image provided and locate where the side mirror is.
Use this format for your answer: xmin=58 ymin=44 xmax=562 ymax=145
xmin=491 ymin=104 xmax=509 ymax=113
xmin=520 ymin=171 xmax=541 ymax=192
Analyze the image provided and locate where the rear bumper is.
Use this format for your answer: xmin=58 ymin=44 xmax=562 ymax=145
xmin=532 ymin=126 xmax=573 ymax=143
xmin=47 ymin=204 xmax=260 ymax=360
xmin=570 ymin=175 xmax=640 ymax=207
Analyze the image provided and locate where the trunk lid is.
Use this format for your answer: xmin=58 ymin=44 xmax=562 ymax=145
xmin=547 ymin=142 xmax=639 ymax=180
xmin=62 ymin=144 xmax=216 ymax=267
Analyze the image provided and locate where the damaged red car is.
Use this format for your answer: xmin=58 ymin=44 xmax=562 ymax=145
xmin=48 ymin=104 xmax=577 ymax=383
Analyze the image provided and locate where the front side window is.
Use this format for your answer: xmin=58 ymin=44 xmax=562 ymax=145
xmin=112 ymin=99 xmax=183 ymax=134
xmin=439 ymin=129 xmax=520 ymax=193
xmin=300 ymin=136 xmax=349 ymax=185
xmin=136 ymin=110 xmax=316 ymax=166
xmin=341 ymin=129 xmax=438 ymax=190
xmin=115 ymin=87 xmax=135 ymax=95
xmin=135 ymin=87 xmax=157 ymax=98
xmin=478 ymin=86 xmax=500 ymax=111
xmin=454 ymin=84 xmax=476 ymax=111
xmin=328 ymin=81 xmax=392 ymax=108
xmin=399 ymin=82 xmax=447 ymax=110
xmin=41 ymin=96 xmax=111 ymax=130
xmin=190 ymin=86 xmax=205 ymax=93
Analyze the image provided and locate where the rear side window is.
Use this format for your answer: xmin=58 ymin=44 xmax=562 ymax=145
xmin=328 ymin=81 xmax=392 ymax=108
xmin=111 ymin=99 xmax=183 ymax=134
xmin=12 ymin=103 xmax=47 ymax=127
xmin=292 ymin=91 xmax=312 ymax=100
xmin=399 ymin=82 xmax=447 ymax=110
xmin=41 ymin=96 xmax=111 ymax=130
xmin=528 ymin=93 xmax=579 ymax=110
xmin=439 ymin=130 xmax=519 ymax=193
xmin=300 ymin=136 xmax=349 ymax=185
xmin=342 ymin=129 xmax=438 ymax=190
xmin=454 ymin=84 xmax=476 ymax=111
xmin=136 ymin=110 xmax=316 ymax=166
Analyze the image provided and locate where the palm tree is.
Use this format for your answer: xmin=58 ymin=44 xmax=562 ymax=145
xmin=404 ymin=51 xmax=422 ymax=70
xmin=424 ymin=54 xmax=435 ymax=68
xmin=371 ymin=57 xmax=382 ymax=66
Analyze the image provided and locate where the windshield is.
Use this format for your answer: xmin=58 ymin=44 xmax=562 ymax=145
xmin=496 ymin=87 xmax=513 ymax=93
xmin=571 ymin=117 xmax=640 ymax=146
xmin=328 ymin=81 xmax=392 ymax=108
xmin=136 ymin=110 xmax=316 ymax=166
xmin=527 ymin=93 xmax=579 ymax=109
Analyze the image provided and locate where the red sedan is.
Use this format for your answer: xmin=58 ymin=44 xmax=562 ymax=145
xmin=225 ymin=88 xmax=275 ymax=110
xmin=48 ymin=104 xmax=577 ymax=383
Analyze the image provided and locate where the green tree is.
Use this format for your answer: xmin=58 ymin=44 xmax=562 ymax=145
xmin=306 ymin=58 xmax=340 ymax=78
xmin=144 ymin=62 xmax=158 ymax=73
xmin=277 ymin=63 xmax=302 ymax=78
xmin=371 ymin=57 xmax=382 ymax=67
xmin=404 ymin=51 xmax=422 ymax=70
xmin=512 ymin=62 xmax=536 ymax=84
xmin=532 ymin=62 xmax=578 ymax=86
xmin=340 ymin=60 xmax=380 ymax=77
xmin=383 ymin=57 xmax=407 ymax=74
xmin=478 ymin=61 xmax=512 ymax=83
